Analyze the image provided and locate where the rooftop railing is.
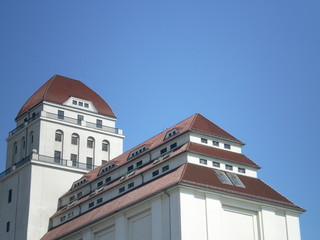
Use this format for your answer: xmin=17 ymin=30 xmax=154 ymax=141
xmin=0 ymin=153 xmax=97 ymax=180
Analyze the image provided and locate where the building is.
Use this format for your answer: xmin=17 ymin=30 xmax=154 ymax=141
xmin=1 ymin=75 xmax=304 ymax=240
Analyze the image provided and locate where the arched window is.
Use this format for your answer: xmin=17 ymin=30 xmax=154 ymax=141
xmin=71 ymin=133 xmax=79 ymax=145
xmin=87 ymin=137 xmax=95 ymax=149
xmin=13 ymin=142 xmax=18 ymax=155
xmin=55 ymin=130 xmax=63 ymax=142
xmin=29 ymin=131 xmax=34 ymax=144
xmin=102 ymin=140 xmax=109 ymax=152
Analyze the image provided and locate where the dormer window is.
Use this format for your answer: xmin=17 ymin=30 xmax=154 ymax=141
xmin=164 ymin=129 xmax=179 ymax=140
xmin=72 ymin=178 xmax=88 ymax=189
xmin=99 ymin=162 xmax=116 ymax=175
xmin=128 ymin=146 xmax=148 ymax=160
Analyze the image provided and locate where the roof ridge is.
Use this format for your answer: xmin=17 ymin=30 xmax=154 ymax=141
xmin=43 ymin=75 xmax=57 ymax=100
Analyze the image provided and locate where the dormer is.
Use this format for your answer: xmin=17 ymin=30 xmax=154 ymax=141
xmin=98 ymin=162 xmax=116 ymax=176
xmin=72 ymin=177 xmax=88 ymax=190
xmin=128 ymin=145 xmax=148 ymax=160
xmin=63 ymin=97 xmax=98 ymax=113
xmin=164 ymin=128 xmax=179 ymax=141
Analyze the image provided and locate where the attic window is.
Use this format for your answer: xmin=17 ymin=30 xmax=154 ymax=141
xmin=128 ymin=146 xmax=148 ymax=160
xmin=226 ymin=172 xmax=245 ymax=188
xmin=224 ymin=144 xmax=231 ymax=149
xmin=214 ymin=170 xmax=245 ymax=188
xmin=99 ymin=162 xmax=116 ymax=175
xmin=72 ymin=178 xmax=88 ymax=189
xmin=164 ymin=129 xmax=179 ymax=140
xmin=214 ymin=170 xmax=233 ymax=185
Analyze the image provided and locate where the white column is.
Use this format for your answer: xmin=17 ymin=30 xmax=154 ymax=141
xmin=286 ymin=211 xmax=301 ymax=240
xmin=261 ymin=206 xmax=276 ymax=240
xmin=206 ymin=195 xmax=223 ymax=240
xmin=115 ymin=214 xmax=127 ymax=240
xmin=152 ymin=197 xmax=162 ymax=240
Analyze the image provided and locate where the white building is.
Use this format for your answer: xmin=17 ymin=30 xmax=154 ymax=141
xmin=1 ymin=75 xmax=304 ymax=240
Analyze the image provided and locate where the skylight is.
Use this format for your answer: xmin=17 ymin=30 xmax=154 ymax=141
xmin=214 ymin=170 xmax=246 ymax=188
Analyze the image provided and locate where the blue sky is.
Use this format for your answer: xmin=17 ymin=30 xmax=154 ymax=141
xmin=0 ymin=1 xmax=319 ymax=239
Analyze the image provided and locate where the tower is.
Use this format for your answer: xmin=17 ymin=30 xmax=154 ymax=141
xmin=0 ymin=75 xmax=124 ymax=240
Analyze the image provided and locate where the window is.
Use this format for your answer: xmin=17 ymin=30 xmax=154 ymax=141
xmin=8 ymin=189 xmax=12 ymax=203
xmin=30 ymin=132 xmax=34 ymax=144
xmin=14 ymin=142 xmax=17 ymax=154
xmin=84 ymin=103 xmax=89 ymax=108
xmin=71 ymin=154 xmax=77 ymax=167
xmin=87 ymin=137 xmax=94 ymax=148
xmin=212 ymin=141 xmax=219 ymax=146
xmin=60 ymin=216 xmax=66 ymax=222
xmin=152 ymin=170 xmax=159 ymax=177
xmin=212 ymin=161 xmax=220 ymax=168
xmin=77 ymin=192 xmax=82 ymax=198
xmin=96 ymin=119 xmax=102 ymax=128
xmin=215 ymin=170 xmax=233 ymax=185
xmin=88 ymin=202 xmax=94 ymax=208
xmin=136 ymin=160 xmax=142 ymax=167
xmin=86 ymin=157 xmax=93 ymax=170
xmin=162 ymin=165 xmax=169 ymax=172
xmin=227 ymin=172 xmax=246 ymax=188
xmin=78 ymin=101 xmax=83 ymax=107
xmin=71 ymin=134 xmax=78 ymax=145
xmin=199 ymin=158 xmax=207 ymax=165
xmin=170 ymin=142 xmax=177 ymax=149
xmin=68 ymin=212 xmax=74 ymax=218
xmin=119 ymin=187 xmax=125 ymax=193
xmin=97 ymin=198 xmax=103 ymax=204
xmin=128 ymin=182 xmax=134 ymax=189
xmin=54 ymin=151 xmax=61 ymax=164
xmin=102 ymin=141 xmax=109 ymax=151
xmin=238 ymin=167 xmax=246 ymax=174
xmin=77 ymin=115 xmax=83 ymax=125
xmin=69 ymin=195 xmax=75 ymax=202
xmin=72 ymin=100 xmax=77 ymax=105
xmin=97 ymin=181 xmax=103 ymax=187
xmin=225 ymin=164 xmax=233 ymax=171
xmin=224 ymin=144 xmax=231 ymax=149
xmin=201 ymin=138 xmax=208 ymax=144
xmin=127 ymin=165 xmax=134 ymax=172
xmin=58 ymin=110 xmax=64 ymax=120
xmin=6 ymin=221 xmax=10 ymax=232
xmin=105 ymin=177 xmax=111 ymax=184
xmin=160 ymin=147 xmax=167 ymax=155
xmin=55 ymin=131 xmax=62 ymax=142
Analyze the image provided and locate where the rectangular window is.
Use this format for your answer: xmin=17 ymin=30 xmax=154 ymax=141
xmin=170 ymin=142 xmax=177 ymax=149
xmin=71 ymin=136 xmax=78 ymax=145
xmin=212 ymin=141 xmax=219 ymax=146
xmin=97 ymin=198 xmax=103 ymax=204
xmin=225 ymin=164 xmax=233 ymax=170
xmin=72 ymin=100 xmax=77 ymax=105
xmin=79 ymin=101 xmax=83 ymax=107
xmin=224 ymin=144 xmax=231 ymax=149
xmin=127 ymin=165 xmax=134 ymax=172
xmin=77 ymin=192 xmax=82 ymax=198
xmin=58 ymin=110 xmax=64 ymax=120
xmin=8 ymin=189 xmax=12 ymax=203
xmin=88 ymin=202 xmax=94 ymax=208
xmin=162 ymin=165 xmax=169 ymax=172
xmin=86 ymin=157 xmax=93 ymax=170
xmin=69 ymin=195 xmax=75 ymax=202
xmin=136 ymin=160 xmax=142 ymax=167
xmin=201 ymin=138 xmax=208 ymax=144
xmin=238 ymin=167 xmax=246 ymax=174
xmin=60 ymin=216 xmax=66 ymax=222
xmin=212 ymin=161 xmax=220 ymax=168
xmin=71 ymin=154 xmax=78 ymax=167
xmin=87 ymin=139 xmax=93 ymax=148
xmin=6 ymin=221 xmax=10 ymax=232
xmin=105 ymin=177 xmax=111 ymax=184
xmin=54 ymin=151 xmax=61 ymax=164
xmin=96 ymin=119 xmax=102 ymax=128
xmin=97 ymin=181 xmax=103 ymax=187
xmin=77 ymin=115 xmax=83 ymax=125
xmin=152 ymin=170 xmax=159 ymax=177
xmin=68 ymin=212 xmax=74 ymax=218
xmin=119 ymin=186 xmax=125 ymax=193
xmin=160 ymin=147 xmax=167 ymax=155
xmin=102 ymin=142 xmax=108 ymax=151
xmin=199 ymin=158 xmax=207 ymax=165
xmin=84 ymin=103 xmax=89 ymax=108
xmin=128 ymin=182 xmax=134 ymax=189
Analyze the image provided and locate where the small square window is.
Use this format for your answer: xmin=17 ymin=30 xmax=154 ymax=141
xmin=105 ymin=177 xmax=111 ymax=184
xmin=72 ymin=100 xmax=77 ymax=105
xmin=212 ymin=161 xmax=220 ymax=168
xmin=170 ymin=143 xmax=177 ymax=149
xmin=77 ymin=192 xmax=82 ymax=198
xmin=79 ymin=102 xmax=83 ymax=106
xmin=127 ymin=165 xmax=134 ymax=172
xmin=238 ymin=167 xmax=246 ymax=174
xmin=152 ymin=170 xmax=159 ymax=177
xmin=136 ymin=161 xmax=143 ymax=167
xmin=68 ymin=212 xmax=74 ymax=218
xmin=97 ymin=181 xmax=103 ymax=187
xmin=212 ymin=141 xmax=219 ymax=146
xmin=224 ymin=144 xmax=231 ymax=149
xmin=162 ymin=165 xmax=169 ymax=172
xmin=160 ymin=148 xmax=167 ymax=155
xmin=88 ymin=202 xmax=94 ymax=208
xmin=84 ymin=103 xmax=89 ymax=108
xmin=225 ymin=164 xmax=233 ymax=170
xmin=60 ymin=216 xmax=66 ymax=222
xmin=97 ymin=198 xmax=103 ymax=204
xmin=201 ymin=138 xmax=208 ymax=144
xmin=128 ymin=182 xmax=134 ymax=189
xmin=69 ymin=195 xmax=75 ymax=202
xmin=199 ymin=158 xmax=207 ymax=165
xmin=102 ymin=141 xmax=109 ymax=151
xmin=55 ymin=132 xmax=62 ymax=142
xmin=119 ymin=187 xmax=125 ymax=193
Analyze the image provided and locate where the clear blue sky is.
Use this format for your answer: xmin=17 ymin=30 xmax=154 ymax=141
xmin=0 ymin=1 xmax=319 ymax=239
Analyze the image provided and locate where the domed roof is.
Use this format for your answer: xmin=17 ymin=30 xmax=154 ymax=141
xmin=16 ymin=75 xmax=116 ymax=119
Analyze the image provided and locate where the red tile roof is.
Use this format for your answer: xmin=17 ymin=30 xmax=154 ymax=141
xmin=42 ymin=163 xmax=303 ymax=240
xmin=16 ymin=75 xmax=116 ymax=119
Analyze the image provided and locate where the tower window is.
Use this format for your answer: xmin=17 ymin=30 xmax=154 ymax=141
xmin=225 ymin=164 xmax=233 ymax=171
xmin=201 ymin=138 xmax=208 ymax=144
xmin=6 ymin=221 xmax=10 ymax=232
xmin=71 ymin=154 xmax=78 ymax=167
xmin=58 ymin=110 xmax=64 ymax=120
xmin=8 ymin=189 xmax=12 ymax=203
xmin=224 ymin=144 xmax=231 ymax=149
xmin=96 ymin=119 xmax=102 ymax=128
xmin=102 ymin=141 xmax=109 ymax=151
xmin=77 ymin=115 xmax=83 ymax=125
xmin=238 ymin=167 xmax=246 ymax=174
xmin=71 ymin=134 xmax=78 ymax=145
xmin=86 ymin=157 xmax=93 ymax=170
xmin=84 ymin=103 xmax=89 ymax=108
xmin=55 ymin=131 xmax=62 ymax=142
xmin=199 ymin=159 xmax=207 ymax=165
xmin=72 ymin=100 xmax=77 ymax=105
xmin=78 ymin=101 xmax=83 ymax=107
xmin=212 ymin=161 xmax=220 ymax=168
xmin=54 ymin=151 xmax=61 ymax=164
xmin=87 ymin=138 xmax=94 ymax=148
